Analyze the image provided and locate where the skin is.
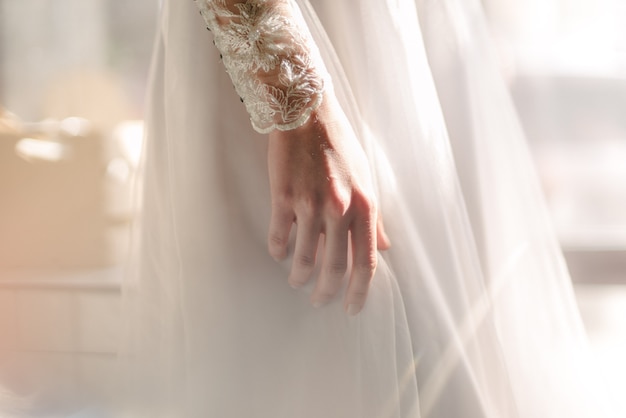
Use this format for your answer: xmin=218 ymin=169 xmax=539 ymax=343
xmin=267 ymin=92 xmax=391 ymax=315
xmin=205 ymin=0 xmax=390 ymax=315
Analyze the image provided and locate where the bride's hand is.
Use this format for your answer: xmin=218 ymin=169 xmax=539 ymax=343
xmin=267 ymin=93 xmax=390 ymax=315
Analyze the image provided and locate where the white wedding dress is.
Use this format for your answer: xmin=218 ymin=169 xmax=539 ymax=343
xmin=119 ymin=0 xmax=617 ymax=416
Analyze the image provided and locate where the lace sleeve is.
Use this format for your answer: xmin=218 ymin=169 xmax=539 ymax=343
xmin=193 ymin=0 xmax=327 ymax=133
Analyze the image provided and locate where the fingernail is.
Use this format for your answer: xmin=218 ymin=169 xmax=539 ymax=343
xmin=270 ymin=248 xmax=287 ymax=262
xmin=289 ymin=280 xmax=303 ymax=289
xmin=346 ymin=304 xmax=361 ymax=316
xmin=381 ymin=234 xmax=391 ymax=250
xmin=312 ymin=299 xmax=328 ymax=308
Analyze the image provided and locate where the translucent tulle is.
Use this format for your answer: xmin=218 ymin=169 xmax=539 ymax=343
xmin=118 ymin=0 xmax=619 ymax=416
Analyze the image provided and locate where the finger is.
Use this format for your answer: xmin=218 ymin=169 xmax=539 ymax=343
xmin=288 ymin=216 xmax=321 ymax=289
xmin=268 ymin=204 xmax=294 ymax=261
xmin=311 ymin=221 xmax=349 ymax=307
xmin=376 ymin=213 xmax=391 ymax=251
xmin=344 ymin=213 xmax=377 ymax=315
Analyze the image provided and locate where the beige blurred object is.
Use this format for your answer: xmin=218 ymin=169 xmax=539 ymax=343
xmin=43 ymin=71 xmax=132 ymax=133
xmin=0 ymin=111 xmax=136 ymax=270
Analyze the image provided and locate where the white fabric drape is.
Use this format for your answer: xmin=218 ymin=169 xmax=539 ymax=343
xmin=118 ymin=0 xmax=619 ymax=416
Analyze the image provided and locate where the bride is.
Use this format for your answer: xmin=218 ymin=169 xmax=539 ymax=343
xmin=119 ymin=0 xmax=618 ymax=416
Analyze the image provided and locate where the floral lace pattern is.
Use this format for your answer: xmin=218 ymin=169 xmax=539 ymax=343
xmin=194 ymin=0 xmax=326 ymax=133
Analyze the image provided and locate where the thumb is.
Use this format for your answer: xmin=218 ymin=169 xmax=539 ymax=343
xmin=376 ymin=213 xmax=391 ymax=251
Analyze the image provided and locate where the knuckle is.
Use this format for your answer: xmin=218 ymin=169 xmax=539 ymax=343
xmin=326 ymin=260 xmax=348 ymax=277
xmin=273 ymin=189 xmax=294 ymax=209
xmin=268 ymin=234 xmax=287 ymax=249
xmin=298 ymin=195 xmax=323 ymax=217
xmin=296 ymin=254 xmax=316 ymax=269
xmin=351 ymin=190 xmax=375 ymax=215
xmin=349 ymin=288 xmax=369 ymax=300
xmin=314 ymin=291 xmax=335 ymax=302
xmin=354 ymin=257 xmax=377 ymax=277
xmin=325 ymin=195 xmax=350 ymax=220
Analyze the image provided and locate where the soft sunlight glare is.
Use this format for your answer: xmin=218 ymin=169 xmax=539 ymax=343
xmin=114 ymin=120 xmax=144 ymax=168
xmin=14 ymin=138 xmax=70 ymax=162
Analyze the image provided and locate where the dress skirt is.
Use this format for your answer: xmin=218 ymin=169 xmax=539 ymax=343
xmin=119 ymin=0 xmax=616 ymax=416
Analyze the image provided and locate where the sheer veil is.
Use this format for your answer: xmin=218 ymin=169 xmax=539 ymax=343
xmin=118 ymin=0 xmax=619 ymax=416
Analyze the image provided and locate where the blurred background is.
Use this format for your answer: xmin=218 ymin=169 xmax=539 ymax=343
xmin=0 ymin=0 xmax=625 ymax=416
xmin=0 ymin=1 xmax=156 ymax=416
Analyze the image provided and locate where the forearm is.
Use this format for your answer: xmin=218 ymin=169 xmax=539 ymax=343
xmin=193 ymin=0 xmax=327 ymax=133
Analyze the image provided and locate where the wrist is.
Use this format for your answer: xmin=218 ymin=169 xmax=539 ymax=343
xmin=268 ymin=91 xmax=338 ymax=144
